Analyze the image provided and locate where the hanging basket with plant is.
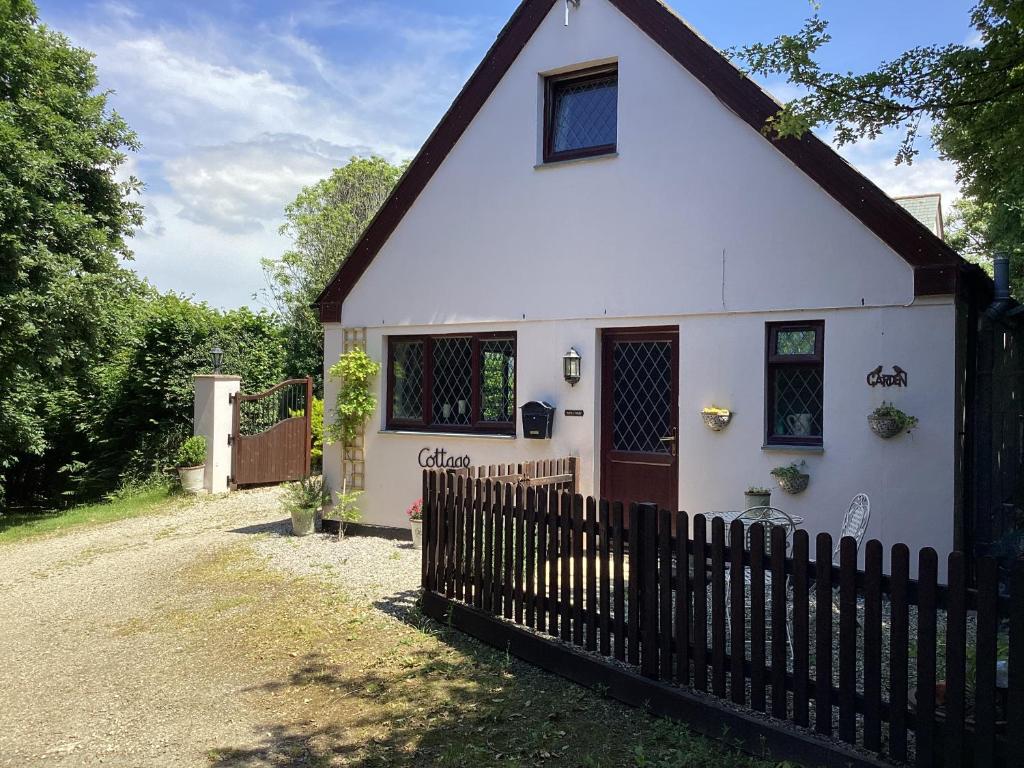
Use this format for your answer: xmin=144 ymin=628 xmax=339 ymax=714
xmin=868 ymin=401 xmax=918 ymax=439
xmin=701 ymin=406 xmax=732 ymax=431
xmin=770 ymin=461 xmax=810 ymax=494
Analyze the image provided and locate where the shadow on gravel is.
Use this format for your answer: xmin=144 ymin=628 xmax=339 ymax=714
xmin=229 ymin=519 xmax=291 ymax=536
xmin=206 ymin=722 xmax=348 ymax=767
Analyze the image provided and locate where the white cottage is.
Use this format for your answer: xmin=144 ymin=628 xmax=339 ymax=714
xmin=316 ymin=0 xmax=990 ymax=571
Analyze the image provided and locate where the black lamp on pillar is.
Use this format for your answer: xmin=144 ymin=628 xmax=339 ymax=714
xmin=211 ymin=346 xmax=224 ymax=374
xmin=563 ymin=347 xmax=581 ymax=387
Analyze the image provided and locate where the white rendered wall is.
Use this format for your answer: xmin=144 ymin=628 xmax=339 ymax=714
xmin=342 ymin=0 xmax=917 ymax=330
xmin=323 ymin=0 xmax=958 ymax=573
xmin=193 ymin=375 xmax=240 ymax=494
xmin=339 ymin=302 xmax=956 ymax=574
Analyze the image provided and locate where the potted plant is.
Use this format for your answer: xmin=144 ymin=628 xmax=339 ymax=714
xmin=770 ymin=461 xmax=810 ymax=494
xmin=175 ymin=435 xmax=207 ymax=494
xmin=868 ymin=401 xmax=918 ymax=438
xmin=744 ymin=486 xmax=772 ymax=509
xmin=407 ymin=498 xmax=423 ymax=549
xmin=282 ymin=475 xmax=329 ymax=536
xmin=701 ymin=406 xmax=732 ymax=431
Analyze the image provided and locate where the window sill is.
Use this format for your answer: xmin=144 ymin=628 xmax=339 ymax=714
xmin=379 ymin=429 xmax=517 ymax=440
xmin=761 ymin=444 xmax=824 ymax=454
xmin=534 ymin=151 xmax=618 ymax=170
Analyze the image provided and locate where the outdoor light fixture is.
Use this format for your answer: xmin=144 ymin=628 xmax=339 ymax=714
xmin=563 ymin=347 xmax=582 ymax=387
xmin=211 ymin=346 xmax=224 ymax=374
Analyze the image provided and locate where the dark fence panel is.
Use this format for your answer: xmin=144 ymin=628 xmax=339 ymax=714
xmin=421 ymin=471 xmax=1019 ymax=768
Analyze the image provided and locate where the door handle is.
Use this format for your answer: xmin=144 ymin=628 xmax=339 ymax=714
xmin=659 ymin=434 xmax=677 ymax=457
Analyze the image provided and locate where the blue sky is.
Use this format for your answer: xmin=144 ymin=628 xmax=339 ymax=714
xmin=37 ymin=0 xmax=975 ymax=309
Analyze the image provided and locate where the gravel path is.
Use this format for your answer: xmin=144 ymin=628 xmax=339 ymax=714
xmin=0 ymin=488 xmax=421 ymax=767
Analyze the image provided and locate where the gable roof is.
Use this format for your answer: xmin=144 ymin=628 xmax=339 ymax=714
xmin=315 ymin=0 xmax=967 ymax=322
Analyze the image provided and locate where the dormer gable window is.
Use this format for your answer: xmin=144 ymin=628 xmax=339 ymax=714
xmin=543 ymin=64 xmax=618 ymax=163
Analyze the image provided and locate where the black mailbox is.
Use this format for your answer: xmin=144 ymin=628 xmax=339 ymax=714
xmin=521 ymin=401 xmax=555 ymax=439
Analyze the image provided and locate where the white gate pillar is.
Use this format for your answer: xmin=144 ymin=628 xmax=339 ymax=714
xmin=193 ymin=375 xmax=241 ymax=494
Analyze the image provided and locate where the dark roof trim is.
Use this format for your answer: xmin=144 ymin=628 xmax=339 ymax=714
xmin=314 ymin=0 xmax=556 ymax=322
xmin=316 ymin=0 xmax=964 ymax=322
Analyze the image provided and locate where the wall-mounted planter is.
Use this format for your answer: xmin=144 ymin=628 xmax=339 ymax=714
xmin=701 ymin=408 xmax=732 ymax=432
xmin=868 ymin=415 xmax=904 ymax=439
xmin=867 ymin=402 xmax=917 ymax=439
xmin=776 ymin=473 xmax=809 ymax=495
xmin=771 ymin=461 xmax=810 ymax=495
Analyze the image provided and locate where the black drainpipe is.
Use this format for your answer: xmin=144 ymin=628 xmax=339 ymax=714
xmin=985 ymin=253 xmax=1013 ymax=319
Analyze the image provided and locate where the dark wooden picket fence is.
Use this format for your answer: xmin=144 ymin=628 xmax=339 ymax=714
xmin=450 ymin=457 xmax=578 ymax=495
xmin=420 ymin=472 xmax=1024 ymax=768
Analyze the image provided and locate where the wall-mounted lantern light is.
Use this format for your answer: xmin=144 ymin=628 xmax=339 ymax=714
xmin=211 ymin=346 xmax=224 ymax=374
xmin=563 ymin=347 xmax=582 ymax=387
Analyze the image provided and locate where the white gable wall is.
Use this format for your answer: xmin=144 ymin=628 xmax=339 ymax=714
xmin=324 ymin=0 xmax=958 ymax=574
xmin=343 ymin=0 xmax=915 ymax=327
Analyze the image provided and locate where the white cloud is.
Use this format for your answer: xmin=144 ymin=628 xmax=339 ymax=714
xmin=47 ymin=1 xmax=496 ymax=307
xmin=165 ymin=133 xmax=371 ymax=233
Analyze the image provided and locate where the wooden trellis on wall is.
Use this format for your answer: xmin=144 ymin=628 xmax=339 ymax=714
xmin=342 ymin=327 xmax=367 ymax=490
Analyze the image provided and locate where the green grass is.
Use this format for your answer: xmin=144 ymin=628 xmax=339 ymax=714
xmin=0 ymin=486 xmax=175 ymax=545
xmin=181 ymin=548 xmax=792 ymax=768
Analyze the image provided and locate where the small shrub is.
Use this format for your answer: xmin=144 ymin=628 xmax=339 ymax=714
xmin=175 ymin=436 xmax=207 ymax=468
xmin=325 ymin=485 xmax=363 ymax=538
xmin=282 ymin=475 xmax=329 ymax=514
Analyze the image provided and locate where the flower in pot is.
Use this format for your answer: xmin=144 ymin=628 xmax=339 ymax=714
xmin=282 ymin=475 xmax=329 ymax=537
xmin=701 ymin=406 xmax=732 ymax=431
xmin=770 ymin=461 xmax=810 ymax=495
xmin=175 ymin=436 xmax=207 ymax=494
xmin=744 ymin=486 xmax=772 ymax=509
xmin=868 ymin=401 xmax=918 ymax=438
xmin=407 ymin=498 xmax=424 ymax=549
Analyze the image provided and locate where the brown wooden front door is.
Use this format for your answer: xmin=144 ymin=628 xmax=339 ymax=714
xmin=600 ymin=327 xmax=679 ymax=511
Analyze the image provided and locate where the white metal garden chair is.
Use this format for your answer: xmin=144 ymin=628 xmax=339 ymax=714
xmin=833 ymin=493 xmax=871 ymax=563
xmin=723 ymin=507 xmax=797 ymax=655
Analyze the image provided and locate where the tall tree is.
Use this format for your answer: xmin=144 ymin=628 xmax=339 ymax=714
xmin=0 ymin=0 xmax=143 ymax=507
xmin=263 ymin=156 xmax=406 ymax=390
xmin=733 ymin=1 xmax=1024 ymax=284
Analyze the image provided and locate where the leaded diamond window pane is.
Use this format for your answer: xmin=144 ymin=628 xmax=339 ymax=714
xmin=431 ymin=337 xmax=473 ymax=426
xmin=481 ymin=339 xmax=515 ymax=422
xmin=391 ymin=340 xmax=423 ymax=420
xmin=550 ymin=74 xmax=617 ymax=155
xmin=772 ymin=367 xmax=823 ymax=438
xmin=612 ymin=341 xmax=672 ymax=453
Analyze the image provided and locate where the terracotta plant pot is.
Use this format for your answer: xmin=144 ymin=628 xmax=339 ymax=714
xmin=701 ymin=411 xmax=732 ymax=431
xmin=177 ymin=465 xmax=205 ymax=494
xmin=777 ymin=473 xmax=810 ymax=495
xmin=868 ymin=415 xmax=903 ymax=439
xmin=410 ymin=519 xmax=423 ymax=550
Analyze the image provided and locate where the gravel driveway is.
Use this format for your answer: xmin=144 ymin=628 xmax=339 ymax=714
xmin=0 ymin=488 xmax=420 ymax=767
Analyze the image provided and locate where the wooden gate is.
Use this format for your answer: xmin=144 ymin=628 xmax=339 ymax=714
xmin=230 ymin=377 xmax=313 ymax=488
